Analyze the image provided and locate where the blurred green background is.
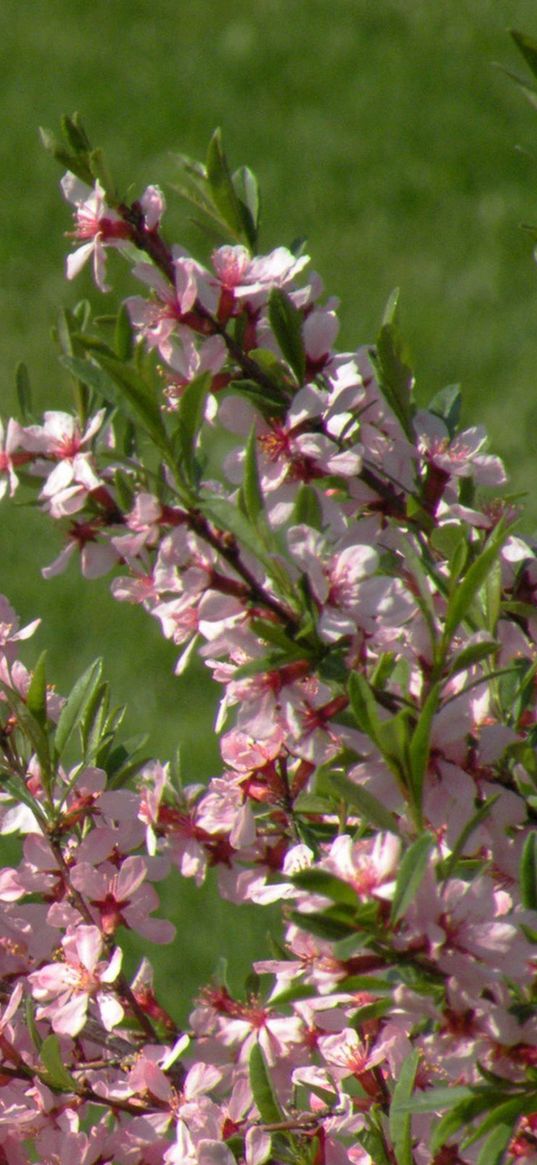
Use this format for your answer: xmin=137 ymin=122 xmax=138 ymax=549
xmin=3 ymin=0 xmax=537 ymax=1020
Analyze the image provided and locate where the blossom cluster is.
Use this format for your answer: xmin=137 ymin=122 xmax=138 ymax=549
xmin=1 ymin=117 xmax=537 ymax=1162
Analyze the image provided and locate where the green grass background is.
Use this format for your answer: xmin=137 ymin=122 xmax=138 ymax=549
xmin=3 ymin=0 xmax=537 ymax=1019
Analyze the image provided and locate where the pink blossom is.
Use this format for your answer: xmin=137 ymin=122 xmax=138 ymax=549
xmin=61 ymin=173 xmax=131 ymax=291
xmin=70 ymin=855 xmax=175 ymax=943
xmin=28 ymin=923 xmax=123 ymax=1035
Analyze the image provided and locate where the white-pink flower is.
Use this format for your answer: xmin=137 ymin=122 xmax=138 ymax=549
xmin=28 ymin=924 xmax=123 ymax=1036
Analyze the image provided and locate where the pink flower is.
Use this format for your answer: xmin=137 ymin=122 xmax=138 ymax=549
xmin=211 ymin=243 xmax=310 ymax=300
xmin=70 ymin=854 xmax=175 ymax=943
xmin=28 ymin=923 xmax=123 ymax=1035
xmin=61 ymin=173 xmax=131 ymax=291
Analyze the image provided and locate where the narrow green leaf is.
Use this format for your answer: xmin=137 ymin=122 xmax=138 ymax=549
xmin=39 ymin=124 xmax=93 ymax=186
xmin=115 ymin=303 xmax=134 ymax=361
xmin=430 ymin=1093 xmax=506 ymax=1155
xmin=348 ymin=672 xmax=381 ymax=737
xmin=427 ymin=384 xmax=461 ymax=437
xmin=61 ymin=112 xmax=91 ymax=155
xmin=227 ymin=377 xmax=288 ymax=419
xmin=440 ymin=794 xmax=500 ymax=880
xmin=293 ymin=483 xmax=323 ymax=530
xmin=408 ymin=683 xmax=441 ymax=808
xmin=484 ymin=558 xmax=502 ymax=634
xmin=25 ymin=995 xmax=43 ymax=1051
xmin=328 ymin=771 xmax=400 ymax=834
xmin=1 ymin=687 xmax=51 ymax=787
xmin=498 ymin=63 xmax=537 ymax=111
xmin=372 ymin=289 xmax=415 ymax=440
xmin=475 ymin=1122 xmax=515 ymax=1165
xmin=520 ymin=832 xmax=537 ymax=909
xmin=232 ymin=164 xmax=259 ymax=249
xmin=356 ymin=1129 xmax=392 ymax=1165
xmin=0 ymin=767 xmax=48 ymax=825
xmin=389 ymin=1050 xmax=420 ymax=1165
xmin=96 ymin=352 xmax=168 ymax=449
xmin=396 ymin=1084 xmax=474 ymax=1114
xmin=443 ymin=520 xmax=513 ymax=644
xmin=465 ymin=1094 xmax=536 ymax=1153
xmin=448 ymin=638 xmax=498 ymax=676
xmin=206 ymin=128 xmax=247 ymax=241
xmin=80 ymin=682 xmax=110 ymax=763
xmin=268 ymin=287 xmax=306 ymax=383
xmin=390 ymin=833 xmax=435 ymax=925
xmin=88 ymin=147 xmax=117 ymax=201
xmin=289 ymin=908 xmax=357 ymax=942
xmin=249 ymin=1042 xmax=284 ymax=1123
xmin=61 ymin=354 xmax=168 ymax=453
xmin=290 ymin=868 xmax=359 ymax=908
xmin=26 ymin=651 xmax=48 ymax=728
xmin=54 ymin=659 xmax=103 ymax=758
xmin=40 ymin=1034 xmax=77 ymax=1090
xmin=375 ymin=711 xmax=412 ymax=785
xmin=174 ymin=372 xmax=211 ymax=484
xmin=240 ymin=425 xmax=265 ymax=525
xmin=200 ymin=495 xmax=290 ymax=582
xmin=511 ymin=29 xmax=537 ymax=82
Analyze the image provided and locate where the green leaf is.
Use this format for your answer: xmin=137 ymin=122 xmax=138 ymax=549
xmin=348 ymin=672 xmax=382 ymax=737
xmin=88 ymin=146 xmax=117 ymax=201
xmin=240 ymin=425 xmax=265 ymax=525
xmin=427 ymin=384 xmax=462 ymax=438
xmin=25 ymin=995 xmax=43 ymax=1051
xmin=430 ymin=1093 xmax=506 ymax=1155
xmin=520 ymin=832 xmax=537 ymax=909
xmin=206 ymin=128 xmax=248 ymax=242
xmin=511 ymin=29 xmax=537 ymax=82
xmin=227 ymin=377 xmax=289 ymax=420
xmin=249 ymin=1042 xmax=284 ymax=1123
xmin=61 ymin=112 xmax=91 ymax=155
xmin=26 ymin=651 xmax=48 ymax=729
xmin=356 ymin=1129 xmax=392 ymax=1165
xmin=268 ymin=288 xmax=306 ymax=383
xmin=0 ymin=772 xmax=49 ymax=829
xmin=290 ymin=868 xmax=359 ymax=908
xmin=61 ymin=354 xmax=168 ymax=454
xmin=232 ymin=164 xmax=259 ymax=249
xmin=173 ymin=372 xmax=211 ymax=485
xmin=40 ymin=1034 xmax=77 ymax=1091
xmin=389 ymin=1050 xmax=419 ymax=1165
xmin=475 ymin=1123 xmax=513 ymax=1165
xmin=54 ymin=659 xmax=104 ymax=758
xmin=448 ymin=638 xmax=498 ymax=677
xmin=289 ymin=907 xmax=357 ymax=942
xmin=199 ymin=495 xmax=291 ymax=586
xmin=80 ymin=682 xmax=110 ymax=763
xmin=465 ymin=1094 xmax=537 ymax=1153
xmin=39 ymin=124 xmax=94 ymax=187
xmin=443 ymin=520 xmax=513 ymax=645
xmin=293 ymin=483 xmax=323 ymax=530
xmin=390 ymin=833 xmax=435 ymax=925
xmin=372 ymin=289 xmax=415 ymax=440
xmin=440 ymin=794 xmax=500 ymax=880
xmin=498 ymin=62 xmax=537 ymax=112
xmin=397 ymin=1084 xmax=474 ymax=1114
xmin=115 ymin=303 xmax=134 ymax=361
xmin=328 ymin=771 xmax=400 ymax=834
xmin=1 ymin=686 xmax=52 ymax=788
xmin=408 ymin=683 xmax=440 ymax=806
